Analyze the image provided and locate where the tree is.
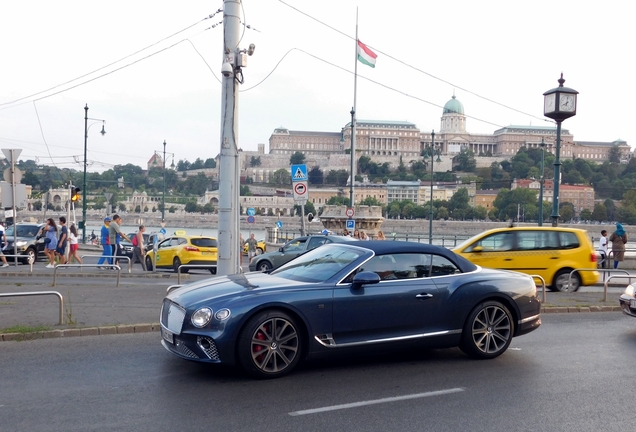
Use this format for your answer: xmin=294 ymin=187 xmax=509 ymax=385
xmin=359 ymin=196 xmax=383 ymax=207
xmin=591 ymin=204 xmax=608 ymax=222
xmin=293 ymin=201 xmax=316 ymax=218
xmin=453 ymin=148 xmax=476 ymax=172
xmin=202 ymin=203 xmax=214 ymax=214
xmin=579 ymin=209 xmax=592 ymax=221
xmin=559 ymin=202 xmax=575 ymax=222
xmin=185 ymin=201 xmax=199 ymax=213
xmin=134 ymin=205 xmax=141 ymax=213
xmin=204 ymin=158 xmax=217 ymax=168
xmin=289 ymin=151 xmax=306 ymax=165
xmin=250 ymin=156 xmax=261 ymax=167
xmin=308 ymin=166 xmax=324 ymax=185
xmin=270 ymin=168 xmax=290 ymax=186
xmin=608 ymin=145 xmax=621 ymax=163
xmin=327 ymin=196 xmax=349 ymax=206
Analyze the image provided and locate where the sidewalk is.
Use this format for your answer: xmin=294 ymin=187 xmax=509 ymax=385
xmin=0 ymin=263 xmax=628 ymax=341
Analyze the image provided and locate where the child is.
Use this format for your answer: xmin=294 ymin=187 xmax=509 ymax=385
xmin=598 ymin=230 xmax=608 ymax=269
xmin=68 ymin=224 xmax=82 ymax=264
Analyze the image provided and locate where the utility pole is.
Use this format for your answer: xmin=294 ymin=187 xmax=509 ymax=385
xmin=217 ymin=0 xmax=254 ymax=275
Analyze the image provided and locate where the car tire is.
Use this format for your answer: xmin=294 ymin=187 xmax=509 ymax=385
xmin=173 ymin=257 xmax=183 ymax=273
xmin=209 ymin=268 xmax=217 ymax=275
xmin=257 ymin=260 xmax=272 ymax=272
xmin=146 ymin=256 xmax=153 ymax=271
xmin=459 ymin=301 xmax=513 ymax=360
xmin=237 ymin=309 xmax=302 ymax=379
xmin=552 ymin=269 xmax=581 ymax=292
xmin=23 ymin=247 xmax=37 ymax=264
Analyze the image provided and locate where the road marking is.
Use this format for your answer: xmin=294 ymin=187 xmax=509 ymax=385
xmin=288 ymin=388 xmax=464 ymax=416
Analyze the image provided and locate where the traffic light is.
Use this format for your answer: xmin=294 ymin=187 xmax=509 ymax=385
xmin=71 ymin=187 xmax=81 ymax=202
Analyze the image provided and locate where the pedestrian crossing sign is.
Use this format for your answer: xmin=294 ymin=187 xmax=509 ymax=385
xmin=290 ymin=164 xmax=307 ymax=182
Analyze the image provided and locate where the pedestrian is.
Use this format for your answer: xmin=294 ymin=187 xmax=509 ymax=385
xmin=40 ymin=218 xmax=58 ymax=268
xmin=132 ymin=225 xmax=147 ymax=271
xmin=360 ymin=231 xmax=370 ymax=241
xmin=609 ymin=223 xmax=628 ymax=269
xmin=353 ymin=229 xmax=360 ymax=239
xmin=0 ymin=222 xmax=9 ymax=267
xmin=68 ymin=224 xmax=82 ymax=264
xmin=247 ymin=233 xmax=258 ymax=262
xmin=90 ymin=230 xmax=97 ymax=244
xmin=376 ymin=230 xmax=386 ymax=240
xmin=598 ymin=230 xmax=608 ymax=269
xmin=97 ymin=217 xmax=112 ymax=268
xmin=108 ymin=214 xmax=131 ymax=269
xmin=56 ymin=216 xmax=68 ymax=265
xmin=343 ymin=229 xmax=350 ymax=237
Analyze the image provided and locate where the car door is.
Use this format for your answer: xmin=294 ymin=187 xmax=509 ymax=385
xmin=332 ymin=252 xmax=442 ymax=345
xmin=461 ymin=231 xmax=517 ymax=271
xmin=155 ymin=237 xmax=177 ymax=267
xmin=271 ymin=237 xmax=308 ymax=268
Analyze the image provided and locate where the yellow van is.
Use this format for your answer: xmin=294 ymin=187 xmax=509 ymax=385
xmin=452 ymin=227 xmax=598 ymax=292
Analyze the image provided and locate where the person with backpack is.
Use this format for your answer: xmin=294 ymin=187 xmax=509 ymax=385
xmin=97 ymin=217 xmax=112 ymax=268
xmin=132 ymin=225 xmax=147 ymax=271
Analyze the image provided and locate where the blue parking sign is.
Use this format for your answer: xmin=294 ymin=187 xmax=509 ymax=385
xmin=276 ymin=220 xmax=283 ymax=229
xmin=346 ymin=219 xmax=355 ymax=230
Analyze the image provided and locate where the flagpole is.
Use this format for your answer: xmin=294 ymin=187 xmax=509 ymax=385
xmin=349 ymin=8 xmax=358 ymax=208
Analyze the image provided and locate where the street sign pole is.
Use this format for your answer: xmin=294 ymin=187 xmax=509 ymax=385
xmin=3 ymin=148 xmax=22 ymax=266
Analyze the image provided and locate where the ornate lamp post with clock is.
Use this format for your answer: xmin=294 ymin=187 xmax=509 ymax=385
xmin=543 ymin=73 xmax=578 ymax=227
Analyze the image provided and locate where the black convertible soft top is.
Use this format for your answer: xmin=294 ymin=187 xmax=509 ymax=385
xmin=349 ymin=240 xmax=478 ymax=273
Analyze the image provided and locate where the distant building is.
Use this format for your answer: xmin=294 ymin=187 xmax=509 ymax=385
xmin=512 ymin=178 xmax=594 ymax=213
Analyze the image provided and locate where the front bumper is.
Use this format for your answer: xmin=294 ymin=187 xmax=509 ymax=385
xmin=619 ymin=294 xmax=636 ymax=318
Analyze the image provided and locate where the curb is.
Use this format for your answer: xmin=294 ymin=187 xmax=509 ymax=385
xmin=0 ymin=271 xmax=185 ymax=279
xmin=0 ymin=323 xmax=161 ymax=341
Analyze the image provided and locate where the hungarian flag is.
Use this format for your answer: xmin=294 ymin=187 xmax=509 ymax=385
xmin=357 ymin=39 xmax=377 ymax=68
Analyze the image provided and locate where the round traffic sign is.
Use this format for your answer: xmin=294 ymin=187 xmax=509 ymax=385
xmin=247 ymin=207 xmax=256 ymax=216
xmin=276 ymin=220 xmax=283 ymax=229
xmin=345 ymin=207 xmax=355 ymax=218
xmin=247 ymin=215 xmax=255 ymax=224
xmin=294 ymin=182 xmax=307 ymax=195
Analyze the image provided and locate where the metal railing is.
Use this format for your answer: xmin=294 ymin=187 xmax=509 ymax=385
xmin=603 ymin=275 xmax=636 ymax=302
xmin=79 ymin=254 xmax=131 ymax=273
xmin=529 ymin=274 xmax=546 ymax=303
xmin=0 ymin=291 xmax=64 ymax=325
xmin=177 ymin=264 xmax=217 ymax=284
xmin=0 ymin=253 xmax=35 ymax=272
xmin=568 ymin=268 xmax=629 ymax=293
xmin=166 ymin=284 xmax=183 ymax=294
xmin=53 ymin=264 xmax=122 ymax=287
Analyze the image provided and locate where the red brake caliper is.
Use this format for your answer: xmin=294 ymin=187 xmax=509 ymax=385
xmin=253 ymin=324 xmax=268 ymax=362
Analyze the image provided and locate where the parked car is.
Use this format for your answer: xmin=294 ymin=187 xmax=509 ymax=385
xmin=160 ymin=241 xmax=541 ymax=378
xmin=2 ymin=223 xmax=46 ymax=264
xmin=452 ymin=226 xmax=599 ymax=292
xmin=619 ymin=283 xmax=636 ymax=318
xmin=248 ymin=234 xmax=357 ymax=272
xmin=243 ymin=238 xmax=266 ymax=255
xmin=146 ymin=235 xmax=218 ymax=273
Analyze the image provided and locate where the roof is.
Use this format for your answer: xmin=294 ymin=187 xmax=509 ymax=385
xmin=443 ymin=95 xmax=464 ymax=115
xmin=344 ymin=120 xmax=418 ymax=129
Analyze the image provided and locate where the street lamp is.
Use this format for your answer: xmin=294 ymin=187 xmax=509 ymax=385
xmin=543 ymin=73 xmax=578 ymax=227
xmin=538 ymin=138 xmax=546 ymax=226
xmin=158 ymin=141 xmax=175 ymax=221
xmin=429 ymin=130 xmax=435 ymax=244
xmin=83 ymin=104 xmax=106 ymax=244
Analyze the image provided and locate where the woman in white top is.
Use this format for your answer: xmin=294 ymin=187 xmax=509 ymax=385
xmin=68 ymin=224 xmax=82 ymax=264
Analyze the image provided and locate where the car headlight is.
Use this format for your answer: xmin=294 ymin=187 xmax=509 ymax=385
xmin=191 ymin=307 xmax=213 ymax=328
xmin=215 ymin=308 xmax=231 ymax=321
xmin=16 ymin=241 xmax=27 ymax=247
xmin=624 ymin=284 xmax=636 ymax=298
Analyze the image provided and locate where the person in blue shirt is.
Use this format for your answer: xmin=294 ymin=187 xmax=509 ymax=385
xmin=97 ymin=217 xmax=112 ymax=267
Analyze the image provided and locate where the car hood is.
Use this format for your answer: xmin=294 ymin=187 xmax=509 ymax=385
xmin=167 ymin=271 xmax=310 ymax=306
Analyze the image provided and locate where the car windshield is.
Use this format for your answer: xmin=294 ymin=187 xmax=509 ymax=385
xmin=272 ymin=244 xmax=365 ymax=283
xmin=5 ymin=225 xmax=38 ymax=237
xmin=190 ymin=238 xmax=218 ymax=247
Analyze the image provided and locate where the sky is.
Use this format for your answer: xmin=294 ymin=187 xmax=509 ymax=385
xmin=0 ymin=0 xmax=632 ymax=174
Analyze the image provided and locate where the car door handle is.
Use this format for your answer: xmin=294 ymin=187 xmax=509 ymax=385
xmin=550 ymin=257 xmax=559 ymax=260
xmin=504 ymin=258 xmax=513 ymax=261
xmin=416 ymin=293 xmax=433 ymax=299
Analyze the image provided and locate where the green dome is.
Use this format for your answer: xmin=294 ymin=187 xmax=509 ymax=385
xmin=443 ymin=95 xmax=464 ymax=115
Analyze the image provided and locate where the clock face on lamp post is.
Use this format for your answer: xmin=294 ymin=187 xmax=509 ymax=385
xmin=559 ymin=94 xmax=576 ymax=112
xmin=544 ymin=93 xmax=556 ymax=114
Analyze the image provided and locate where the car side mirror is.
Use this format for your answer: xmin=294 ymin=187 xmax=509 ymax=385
xmin=279 ymin=247 xmax=285 ymax=253
xmin=352 ymin=271 xmax=381 ymax=288
xmin=471 ymin=246 xmax=483 ymax=253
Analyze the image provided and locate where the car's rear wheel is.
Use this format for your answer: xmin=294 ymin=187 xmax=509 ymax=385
xmin=173 ymin=257 xmax=188 ymax=273
xmin=552 ymin=269 xmax=581 ymax=292
xmin=257 ymin=260 xmax=272 ymax=272
xmin=145 ymin=256 xmax=153 ymax=271
xmin=237 ymin=310 xmax=302 ymax=379
xmin=209 ymin=267 xmax=217 ymax=275
xmin=459 ymin=301 xmax=513 ymax=359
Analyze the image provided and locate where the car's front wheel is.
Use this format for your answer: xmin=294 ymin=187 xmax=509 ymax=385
xmin=237 ymin=310 xmax=302 ymax=379
xmin=459 ymin=301 xmax=513 ymax=359
xmin=552 ymin=269 xmax=581 ymax=292
xmin=257 ymin=260 xmax=272 ymax=272
xmin=23 ymin=247 xmax=37 ymax=264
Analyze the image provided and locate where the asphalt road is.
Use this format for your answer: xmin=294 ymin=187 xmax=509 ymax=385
xmin=1 ymin=313 xmax=634 ymax=432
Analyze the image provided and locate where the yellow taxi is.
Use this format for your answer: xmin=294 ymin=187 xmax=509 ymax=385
xmin=146 ymin=235 xmax=218 ymax=274
xmin=452 ymin=226 xmax=598 ymax=292
xmin=243 ymin=238 xmax=266 ymax=255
